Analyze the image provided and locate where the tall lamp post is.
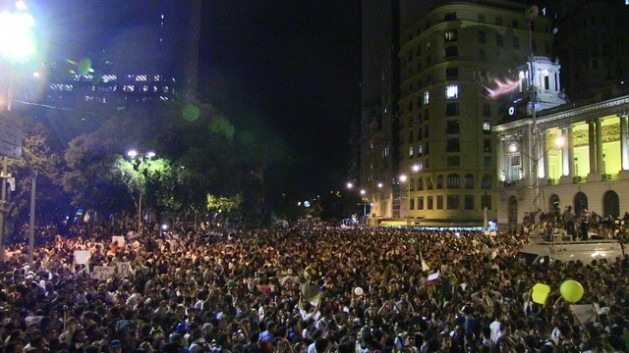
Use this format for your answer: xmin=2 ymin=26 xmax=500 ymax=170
xmin=127 ymin=149 xmax=155 ymax=235
xmin=399 ymin=174 xmax=410 ymax=226
xmin=399 ymin=164 xmax=420 ymax=227
xmin=510 ymin=135 xmax=565 ymax=239
xmin=0 ymin=1 xmax=37 ymax=262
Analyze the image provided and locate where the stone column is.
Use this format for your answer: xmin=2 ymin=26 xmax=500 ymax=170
xmin=621 ymin=115 xmax=629 ymax=170
xmin=596 ymin=119 xmax=604 ymax=175
xmin=560 ymin=126 xmax=572 ymax=183
xmin=619 ymin=114 xmax=629 ymax=180
xmin=588 ymin=120 xmax=597 ymax=174
xmin=497 ymin=135 xmax=505 ymax=183
xmin=540 ymin=129 xmax=548 ymax=179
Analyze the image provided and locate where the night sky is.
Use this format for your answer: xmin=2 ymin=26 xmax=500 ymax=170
xmin=29 ymin=0 xmax=362 ymax=196
xmin=199 ymin=1 xmax=362 ymax=196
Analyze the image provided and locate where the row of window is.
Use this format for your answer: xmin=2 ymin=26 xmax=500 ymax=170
xmin=404 ymin=44 xmax=544 ymax=80
xmin=404 ymin=174 xmax=492 ymax=190
xmin=406 ymin=10 xmax=548 ymax=43
xmin=50 ymin=83 xmax=172 ymax=94
xmin=401 ymin=102 xmax=492 ymax=124
xmin=402 ymin=68 xmax=493 ymax=95
xmin=72 ymin=74 xmax=164 ymax=83
xmin=404 ymin=29 xmax=531 ymax=63
xmin=408 ymin=194 xmax=492 ymax=211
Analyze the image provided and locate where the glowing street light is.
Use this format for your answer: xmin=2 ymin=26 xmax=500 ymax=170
xmin=0 ymin=7 xmax=36 ymax=64
xmin=0 ymin=1 xmax=37 ymax=263
xmin=126 ymin=149 xmax=156 ymax=235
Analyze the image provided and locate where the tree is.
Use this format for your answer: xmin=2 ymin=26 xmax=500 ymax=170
xmin=62 ymin=134 xmax=133 ymax=216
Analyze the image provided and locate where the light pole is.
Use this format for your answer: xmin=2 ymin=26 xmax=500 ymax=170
xmin=399 ymin=174 xmax=410 ymax=226
xmin=127 ymin=149 xmax=155 ymax=235
xmin=0 ymin=1 xmax=37 ymax=262
xmin=510 ymin=135 xmax=564 ymax=238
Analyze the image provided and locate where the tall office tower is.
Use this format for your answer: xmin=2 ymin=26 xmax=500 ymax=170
xmin=33 ymin=0 xmax=201 ymax=111
xmin=359 ymin=0 xmax=402 ymax=220
xmin=362 ymin=0 xmax=554 ymax=226
xmin=551 ymin=0 xmax=629 ymax=102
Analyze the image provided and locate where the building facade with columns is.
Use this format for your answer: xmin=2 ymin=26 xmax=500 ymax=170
xmin=494 ymin=94 xmax=629 ymax=229
xmin=361 ymin=0 xmax=554 ymax=227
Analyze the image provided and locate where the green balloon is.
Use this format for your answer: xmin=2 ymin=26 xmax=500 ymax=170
xmin=560 ymin=279 xmax=584 ymax=303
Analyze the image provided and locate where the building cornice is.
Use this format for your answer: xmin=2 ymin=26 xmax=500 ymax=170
xmin=494 ymin=95 xmax=629 ymax=132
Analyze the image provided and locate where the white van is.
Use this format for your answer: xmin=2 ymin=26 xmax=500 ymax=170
xmin=518 ymin=239 xmax=625 ymax=265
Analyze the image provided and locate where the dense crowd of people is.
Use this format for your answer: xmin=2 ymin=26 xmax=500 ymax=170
xmin=0 ymin=221 xmax=627 ymax=353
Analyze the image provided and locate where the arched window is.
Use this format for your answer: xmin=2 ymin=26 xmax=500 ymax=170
xmin=574 ymin=192 xmax=588 ymax=216
xmin=447 ymin=174 xmax=460 ymax=188
xmin=603 ymin=191 xmax=620 ymax=218
xmin=481 ymin=175 xmax=491 ymax=189
xmin=437 ymin=175 xmax=444 ymax=189
xmin=464 ymin=174 xmax=474 ymax=189
xmin=549 ymin=194 xmax=560 ymax=216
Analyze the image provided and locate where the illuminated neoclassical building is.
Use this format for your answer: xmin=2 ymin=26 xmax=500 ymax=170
xmin=361 ymin=0 xmax=554 ymax=226
xmin=494 ymin=94 xmax=629 ymax=229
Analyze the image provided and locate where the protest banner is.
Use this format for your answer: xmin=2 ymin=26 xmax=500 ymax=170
xmin=92 ymin=266 xmax=115 ymax=282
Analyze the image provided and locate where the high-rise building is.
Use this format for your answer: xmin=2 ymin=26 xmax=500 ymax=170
xmin=358 ymin=0 xmax=401 ymax=220
xmin=551 ymin=0 xmax=629 ymax=102
xmin=24 ymin=0 xmax=200 ymax=111
xmin=360 ymin=0 xmax=554 ymax=226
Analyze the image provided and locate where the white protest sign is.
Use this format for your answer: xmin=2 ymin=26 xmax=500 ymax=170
xmin=112 ymin=236 xmax=126 ymax=247
xmin=92 ymin=266 xmax=115 ymax=281
xmin=74 ymin=250 xmax=91 ymax=265
xmin=571 ymin=304 xmax=597 ymax=325
xmin=117 ymin=262 xmax=132 ymax=278
xmin=427 ymin=270 xmax=441 ymax=282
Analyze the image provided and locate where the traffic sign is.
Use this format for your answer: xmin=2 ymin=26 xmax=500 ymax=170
xmin=0 ymin=113 xmax=23 ymax=159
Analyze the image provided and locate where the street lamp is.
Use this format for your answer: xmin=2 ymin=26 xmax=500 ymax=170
xmin=0 ymin=1 xmax=37 ymax=263
xmin=510 ymin=135 xmax=565 ymax=238
xmin=127 ymin=149 xmax=155 ymax=235
xmin=399 ymin=174 xmax=411 ymax=226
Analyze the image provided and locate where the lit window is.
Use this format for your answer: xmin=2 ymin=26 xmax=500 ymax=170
xmin=444 ymin=30 xmax=457 ymax=42
xmin=483 ymin=121 xmax=491 ymax=131
xmin=123 ymin=85 xmax=135 ymax=92
xmin=154 ymin=75 xmax=161 ymax=81
xmin=423 ymin=90 xmax=430 ymax=105
xmin=136 ymin=75 xmax=147 ymax=82
xmin=142 ymin=85 xmax=149 ymax=92
xmin=446 ymin=84 xmax=459 ymax=99
xmin=409 ymin=146 xmax=414 ymax=157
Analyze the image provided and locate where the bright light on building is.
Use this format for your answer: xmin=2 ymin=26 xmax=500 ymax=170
xmin=0 ymin=10 xmax=36 ymax=63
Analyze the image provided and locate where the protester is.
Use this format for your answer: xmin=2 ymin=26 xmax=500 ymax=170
xmin=0 ymin=220 xmax=626 ymax=353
